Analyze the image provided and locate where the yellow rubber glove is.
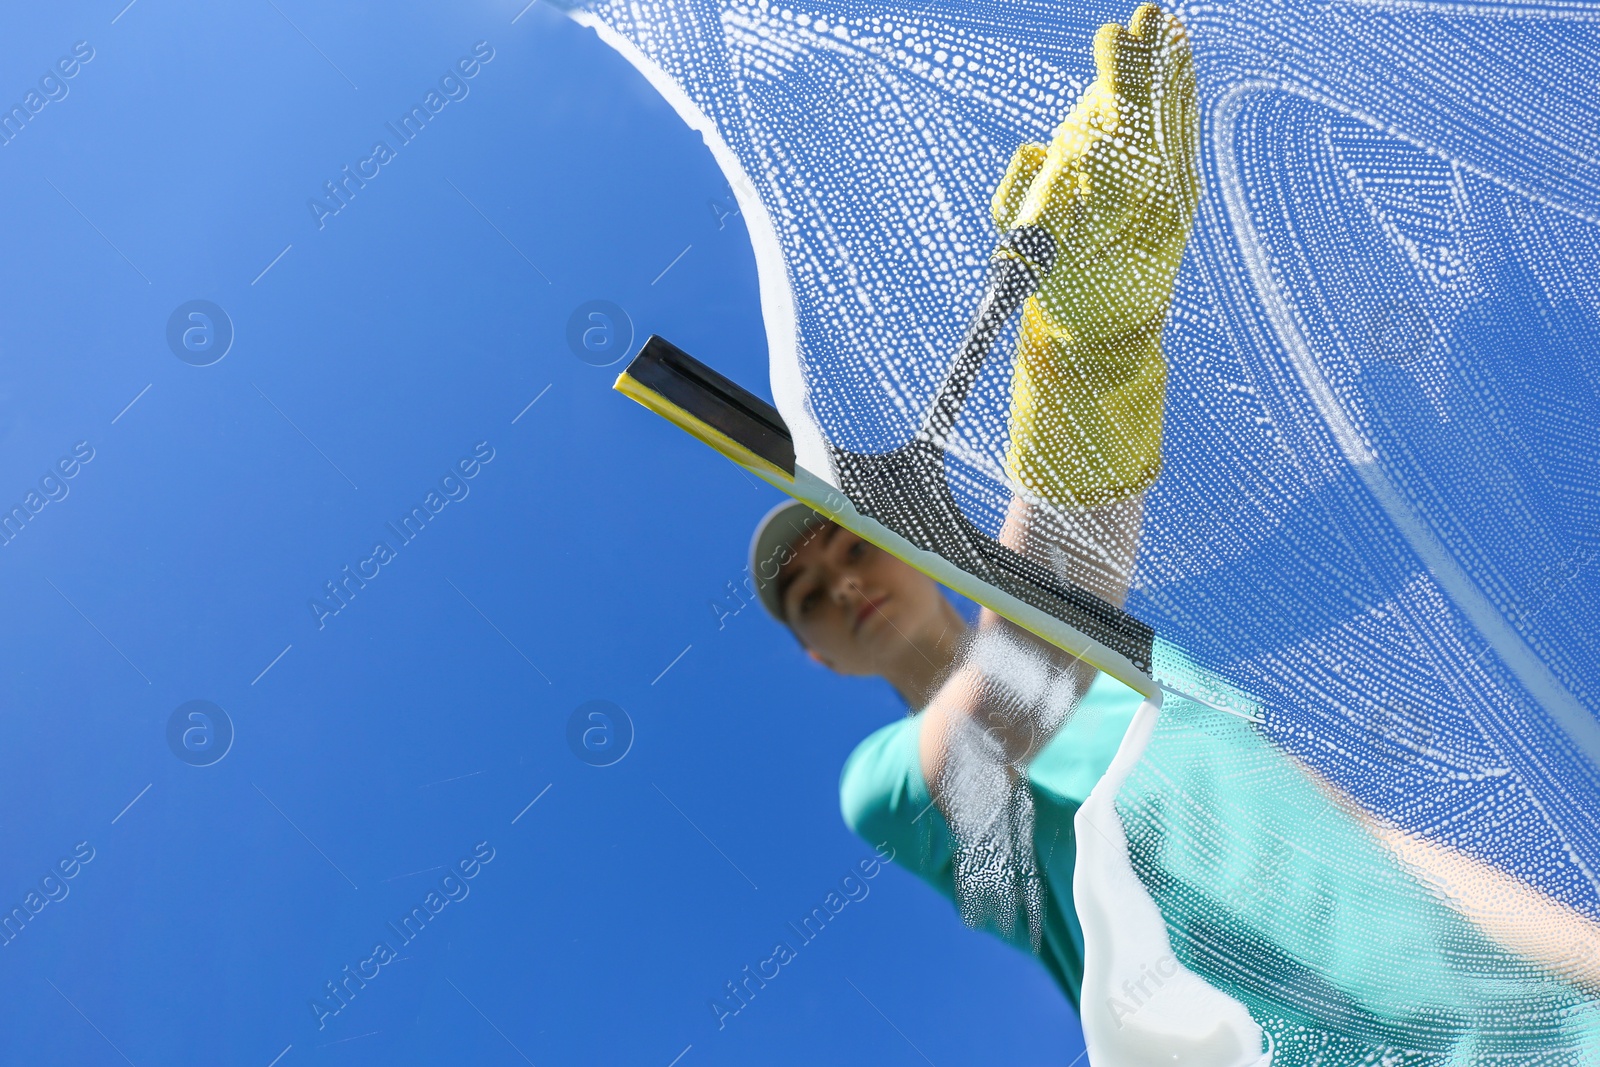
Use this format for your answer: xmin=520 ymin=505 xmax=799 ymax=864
xmin=992 ymin=4 xmax=1200 ymax=509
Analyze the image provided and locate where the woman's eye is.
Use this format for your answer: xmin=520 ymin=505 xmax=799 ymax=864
xmin=848 ymin=540 xmax=865 ymax=561
xmin=799 ymin=588 xmax=821 ymax=615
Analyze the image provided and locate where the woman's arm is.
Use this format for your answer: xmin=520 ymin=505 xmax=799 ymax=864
xmin=916 ymin=1 xmax=1193 ymax=795
xmin=919 ymin=491 xmax=1144 ymax=790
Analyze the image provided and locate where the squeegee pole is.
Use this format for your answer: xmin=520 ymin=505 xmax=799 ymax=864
xmin=921 ymin=225 xmax=1057 ymax=445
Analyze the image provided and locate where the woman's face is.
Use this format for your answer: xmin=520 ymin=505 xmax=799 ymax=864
xmin=777 ymin=523 xmax=952 ymax=676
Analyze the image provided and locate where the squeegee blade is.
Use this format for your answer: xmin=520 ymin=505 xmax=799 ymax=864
xmin=612 ymin=336 xmax=1160 ymax=697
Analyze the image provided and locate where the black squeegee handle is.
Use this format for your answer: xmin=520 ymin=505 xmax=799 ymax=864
xmin=921 ymin=225 xmax=1057 ymax=446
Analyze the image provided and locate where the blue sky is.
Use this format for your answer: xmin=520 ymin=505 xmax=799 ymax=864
xmin=0 ymin=1 xmax=1082 ymax=1064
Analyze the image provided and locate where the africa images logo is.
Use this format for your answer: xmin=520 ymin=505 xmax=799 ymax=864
xmin=0 ymin=40 xmax=95 ymax=148
xmin=308 ymin=42 xmax=495 ymax=230
xmin=309 ymin=441 xmax=495 ymax=630
xmin=310 ymin=842 xmax=495 ymax=1030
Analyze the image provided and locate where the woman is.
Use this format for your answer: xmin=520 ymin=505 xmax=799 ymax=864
xmin=751 ymin=500 xmax=1146 ymax=1009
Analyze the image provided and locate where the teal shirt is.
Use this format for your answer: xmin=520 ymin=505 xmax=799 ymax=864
xmin=838 ymin=673 xmax=1142 ymax=1008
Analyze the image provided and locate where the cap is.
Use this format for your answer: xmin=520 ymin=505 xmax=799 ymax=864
xmin=749 ymin=500 xmax=834 ymax=620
